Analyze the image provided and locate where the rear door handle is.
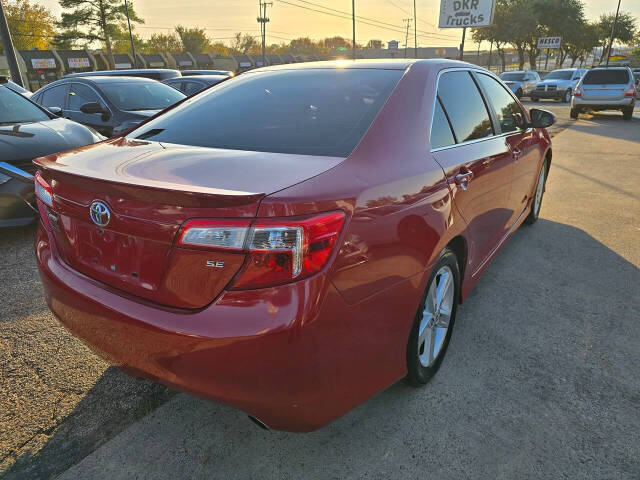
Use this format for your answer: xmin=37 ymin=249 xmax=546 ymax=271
xmin=511 ymin=148 xmax=522 ymax=162
xmin=454 ymin=169 xmax=474 ymax=190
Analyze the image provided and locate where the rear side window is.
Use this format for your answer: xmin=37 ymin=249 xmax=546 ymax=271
xmin=437 ymin=71 xmax=493 ymax=143
xmin=184 ymin=81 xmax=203 ymax=95
xmin=583 ymin=70 xmax=629 ymax=85
xmin=40 ymin=84 xmax=69 ymax=109
xmin=132 ymin=69 xmax=404 ymax=157
xmin=477 ymin=73 xmax=523 ymax=134
xmin=430 ymin=99 xmax=455 ymax=149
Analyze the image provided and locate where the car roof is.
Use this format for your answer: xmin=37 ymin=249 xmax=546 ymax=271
xmin=257 ymin=58 xmax=469 ymax=72
xmin=65 ymin=69 xmax=179 ymax=77
xmin=171 ymin=75 xmax=228 ymax=81
xmin=47 ymin=76 xmax=160 ymax=86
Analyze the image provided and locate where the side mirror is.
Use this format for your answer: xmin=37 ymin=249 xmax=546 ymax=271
xmin=46 ymin=106 xmax=62 ymax=116
xmin=80 ymin=102 xmax=105 ymax=115
xmin=529 ymin=108 xmax=556 ymax=128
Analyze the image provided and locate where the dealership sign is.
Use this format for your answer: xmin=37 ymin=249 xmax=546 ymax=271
xmin=439 ymin=0 xmax=495 ymax=28
xmin=537 ymin=37 xmax=562 ymax=49
xmin=31 ymin=58 xmax=56 ymax=69
xmin=68 ymin=58 xmax=90 ymax=68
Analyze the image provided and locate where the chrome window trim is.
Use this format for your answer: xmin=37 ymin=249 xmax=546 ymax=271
xmin=429 ymin=66 xmax=531 ymax=153
xmin=66 ymin=82 xmax=113 ymax=117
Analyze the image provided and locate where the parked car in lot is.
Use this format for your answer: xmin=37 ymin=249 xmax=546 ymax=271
xmin=163 ymin=74 xmax=229 ymax=95
xmin=498 ymin=70 xmax=540 ymax=98
xmin=33 ymin=59 xmax=554 ymax=431
xmin=181 ymin=69 xmax=234 ymax=77
xmin=0 ymin=83 xmax=100 ymax=227
xmin=570 ymin=67 xmax=636 ymax=120
xmin=32 ymin=76 xmax=186 ymax=137
xmin=532 ymin=68 xmax=586 ymax=103
xmin=64 ymin=69 xmax=181 ymax=81
xmin=0 ymin=76 xmax=32 ymax=98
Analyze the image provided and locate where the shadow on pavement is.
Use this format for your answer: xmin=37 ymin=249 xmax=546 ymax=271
xmin=6 ymin=219 xmax=637 ymax=479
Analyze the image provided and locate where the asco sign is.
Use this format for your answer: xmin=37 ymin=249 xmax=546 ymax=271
xmin=439 ymin=0 xmax=495 ymax=28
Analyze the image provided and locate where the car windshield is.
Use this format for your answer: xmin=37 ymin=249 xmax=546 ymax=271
xmin=500 ymin=73 xmax=525 ymax=81
xmin=544 ymin=70 xmax=573 ymax=80
xmin=131 ymin=68 xmax=404 ymax=157
xmin=0 ymin=86 xmax=49 ymax=124
xmin=100 ymin=82 xmax=185 ymax=111
xmin=583 ymin=69 xmax=630 ymax=85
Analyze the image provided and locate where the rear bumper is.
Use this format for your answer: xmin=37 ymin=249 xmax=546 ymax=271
xmin=571 ymin=97 xmax=634 ymax=109
xmin=36 ymin=222 xmax=417 ymax=431
xmin=0 ymin=163 xmax=36 ymax=228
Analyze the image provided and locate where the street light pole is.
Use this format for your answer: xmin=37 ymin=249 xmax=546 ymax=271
xmin=458 ymin=27 xmax=466 ymax=61
xmin=605 ymin=0 xmax=622 ymax=68
xmin=403 ymin=18 xmax=411 ymax=59
xmin=123 ymin=0 xmax=137 ymax=68
xmin=413 ymin=0 xmax=417 ymax=58
xmin=258 ymin=1 xmax=272 ymax=67
xmin=0 ymin=0 xmax=23 ymax=86
xmin=352 ymin=0 xmax=356 ymax=60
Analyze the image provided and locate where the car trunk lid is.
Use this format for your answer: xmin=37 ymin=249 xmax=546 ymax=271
xmin=582 ymin=84 xmax=626 ymax=100
xmin=34 ymin=138 xmax=343 ymax=308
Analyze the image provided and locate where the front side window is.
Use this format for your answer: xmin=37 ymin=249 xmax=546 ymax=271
xmin=0 ymin=87 xmax=50 ymax=124
xmin=477 ymin=73 xmax=523 ymax=134
xmin=101 ymin=82 xmax=185 ymax=111
xmin=40 ymin=84 xmax=69 ymax=109
xmin=437 ymin=71 xmax=493 ymax=143
xmin=68 ymin=83 xmax=101 ymax=111
xmin=132 ymin=68 xmax=404 ymax=157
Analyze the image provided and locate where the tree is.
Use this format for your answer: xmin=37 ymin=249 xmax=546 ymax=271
xmin=289 ymin=37 xmax=322 ymax=55
xmin=366 ymin=39 xmax=382 ymax=49
xmin=565 ymin=21 xmax=599 ymax=67
xmin=56 ymin=0 xmax=143 ymax=68
xmin=229 ymin=32 xmax=259 ymax=55
xmin=472 ymin=0 xmax=510 ymax=70
xmin=0 ymin=0 xmax=56 ymax=53
xmin=111 ymin=24 xmax=146 ymax=54
xmin=175 ymin=26 xmax=210 ymax=53
xmin=536 ymin=0 xmax=584 ymax=67
xmin=146 ymin=32 xmax=182 ymax=54
xmin=207 ymin=42 xmax=230 ymax=57
xmin=596 ymin=12 xmax=638 ymax=63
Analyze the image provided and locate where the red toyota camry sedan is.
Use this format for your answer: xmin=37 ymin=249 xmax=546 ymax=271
xmin=34 ymin=59 xmax=555 ymax=432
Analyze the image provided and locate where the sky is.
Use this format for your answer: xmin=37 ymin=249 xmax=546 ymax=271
xmin=37 ymin=0 xmax=640 ymax=48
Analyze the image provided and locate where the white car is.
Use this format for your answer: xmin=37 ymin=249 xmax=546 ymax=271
xmin=570 ymin=67 xmax=636 ymax=120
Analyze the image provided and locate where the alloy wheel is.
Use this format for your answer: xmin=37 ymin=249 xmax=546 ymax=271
xmin=533 ymin=163 xmax=546 ymax=216
xmin=417 ymin=266 xmax=455 ymax=367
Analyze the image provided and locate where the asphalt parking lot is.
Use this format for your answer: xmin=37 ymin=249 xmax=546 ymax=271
xmin=1 ymin=103 xmax=639 ymax=479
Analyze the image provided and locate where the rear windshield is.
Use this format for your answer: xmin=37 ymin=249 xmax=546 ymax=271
xmin=583 ymin=69 xmax=629 ymax=85
xmin=131 ymin=68 xmax=404 ymax=157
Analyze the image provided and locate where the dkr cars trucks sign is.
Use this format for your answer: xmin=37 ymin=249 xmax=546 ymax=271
xmin=439 ymin=0 xmax=495 ymax=28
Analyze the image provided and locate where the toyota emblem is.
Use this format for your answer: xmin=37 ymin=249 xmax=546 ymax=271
xmin=89 ymin=201 xmax=111 ymax=227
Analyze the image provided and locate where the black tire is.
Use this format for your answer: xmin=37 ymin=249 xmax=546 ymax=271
xmin=563 ymin=89 xmax=572 ymax=103
xmin=524 ymin=159 xmax=548 ymax=225
xmin=622 ymin=107 xmax=633 ymax=121
xmin=531 ymin=96 xmax=540 ymax=102
xmin=516 ymin=88 xmax=523 ymax=99
xmin=405 ymin=248 xmax=460 ymax=387
xmin=570 ymin=107 xmax=579 ymax=119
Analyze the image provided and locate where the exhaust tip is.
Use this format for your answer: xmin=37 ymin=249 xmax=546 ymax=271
xmin=247 ymin=415 xmax=270 ymax=430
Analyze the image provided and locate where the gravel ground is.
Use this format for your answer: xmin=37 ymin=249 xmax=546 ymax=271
xmin=1 ymin=103 xmax=638 ymax=479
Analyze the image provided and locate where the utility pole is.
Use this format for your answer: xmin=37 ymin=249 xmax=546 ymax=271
xmin=413 ymin=0 xmax=417 ymax=58
xmin=123 ymin=0 xmax=137 ymax=68
xmin=605 ymin=0 xmax=621 ymax=68
xmin=458 ymin=27 xmax=466 ymax=61
xmin=0 ymin=0 xmax=23 ymax=86
xmin=351 ymin=0 xmax=356 ymax=60
xmin=403 ymin=18 xmax=412 ymax=59
xmin=258 ymin=1 xmax=272 ymax=67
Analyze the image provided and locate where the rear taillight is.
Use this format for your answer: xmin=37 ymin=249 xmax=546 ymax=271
xmin=34 ymin=171 xmax=53 ymax=207
xmin=573 ymin=87 xmax=582 ymax=97
xmin=177 ymin=211 xmax=346 ymax=289
xmin=624 ymin=85 xmax=636 ymax=97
